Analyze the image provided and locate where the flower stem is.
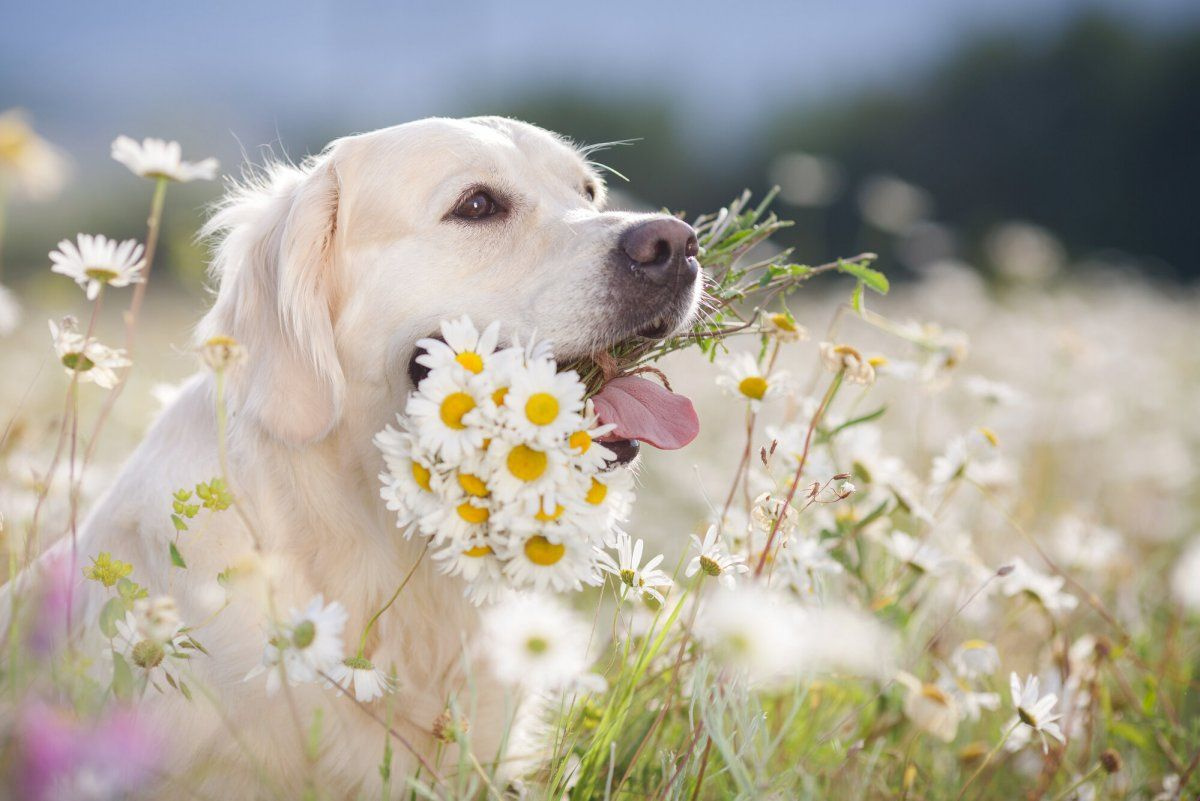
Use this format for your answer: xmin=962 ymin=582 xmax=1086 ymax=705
xmin=754 ymin=369 xmax=844 ymax=576
xmin=956 ymin=721 xmax=1018 ymax=801
xmin=357 ymin=546 xmax=428 ymax=658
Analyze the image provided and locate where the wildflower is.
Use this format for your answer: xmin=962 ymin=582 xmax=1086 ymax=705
xmin=963 ymin=375 xmax=1026 ymax=406
xmin=82 ymin=552 xmax=133 ymax=587
xmin=327 ymin=655 xmax=394 ymax=703
xmin=375 ymin=422 xmax=442 ymax=532
xmin=15 ymin=702 xmax=158 ymax=801
xmin=114 ymin=597 xmax=187 ymax=686
xmin=896 ymin=671 xmax=960 ymax=742
xmin=483 ymin=594 xmax=594 ymax=691
xmin=502 ymin=356 xmax=586 ymax=446
xmin=246 ymin=595 xmax=347 ymax=693
xmin=486 ymin=433 xmax=573 ymax=515
xmin=936 ymin=669 xmax=1001 ymax=721
xmin=49 ymin=234 xmax=144 ymax=300
xmin=685 ymin=525 xmax=749 ymax=588
xmin=716 ymin=352 xmax=789 ymax=410
xmin=49 ymin=317 xmax=131 ymax=389
xmin=819 ymin=342 xmax=875 ymax=384
xmin=950 ymin=640 xmax=1000 ymax=679
xmin=881 ymin=531 xmax=949 ymax=575
xmin=200 ymin=334 xmax=246 ymax=371
xmin=0 ymin=108 xmax=68 ymax=200
xmin=696 ymin=585 xmax=803 ymax=685
xmin=406 ymin=368 xmax=489 ymax=462
xmin=599 ymin=532 xmax=672 ymax=604
xmin=110 ymin=135 xmax=217 ymax=182
xmin=415 ymin=316 xmax=504 ymax=378
xmin=1006 ymin=673 xmax=1064 ymax=753
xmin=999 ymin=557 xmax=1077 ymax=614
xmin=500 ymin=532 xmax=600 ymax=594
xmin=777 ymin=534 xmax=843 ymax=596
xmin=765 ymin=311 xmax=808 ymax=342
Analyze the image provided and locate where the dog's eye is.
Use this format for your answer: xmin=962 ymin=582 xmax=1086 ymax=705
xmin=453 ymin=190 xmax=502 ymax=220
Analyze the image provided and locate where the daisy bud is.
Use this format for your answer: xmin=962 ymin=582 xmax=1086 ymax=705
xmin=201 ymin=335 xmax=246 ymax=372
xmin=819 ymin=342 xmax=876 ymax=385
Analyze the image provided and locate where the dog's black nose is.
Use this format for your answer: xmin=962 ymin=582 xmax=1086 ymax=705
xmin=619 ymin=218 xmax=700 ymax=287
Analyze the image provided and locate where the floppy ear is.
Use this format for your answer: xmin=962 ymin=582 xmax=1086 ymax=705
xmin=199 ymin=156 xmax=346 ymax=445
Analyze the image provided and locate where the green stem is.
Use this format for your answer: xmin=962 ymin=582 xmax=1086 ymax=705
xmin=357 ymin=546 xmax=427 ymax=658
xmin=956 ymin=721 xmax=1018 ymax=801
xmin=1049 ymin=764 xmax=1102 ymax=801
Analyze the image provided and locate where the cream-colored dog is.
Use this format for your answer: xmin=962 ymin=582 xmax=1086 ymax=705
xmin=20 ymin=117 xmax=702 ymax=798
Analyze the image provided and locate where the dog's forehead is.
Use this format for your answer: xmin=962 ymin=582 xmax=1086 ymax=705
xmin=339 ymin=117 xmax=593 ymax=189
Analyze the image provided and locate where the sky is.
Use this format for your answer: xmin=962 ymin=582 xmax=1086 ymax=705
xmin=3 ymin=0 xmax=1198 ymax=172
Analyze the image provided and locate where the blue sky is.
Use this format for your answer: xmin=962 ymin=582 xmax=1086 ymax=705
xmin=3 ymin=0 xmax=1197 ymax=171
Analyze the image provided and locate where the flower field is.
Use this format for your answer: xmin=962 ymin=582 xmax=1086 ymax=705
xmin=1 ymin=116 xmax=1199 ymax=801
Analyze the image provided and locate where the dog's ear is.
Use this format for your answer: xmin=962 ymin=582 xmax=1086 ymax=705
xmin=200 ymin=156 xmax=346 ymax=445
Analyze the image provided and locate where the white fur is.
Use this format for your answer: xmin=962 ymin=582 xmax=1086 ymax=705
xmin=8 ymin=117 xmax=698 ymax=798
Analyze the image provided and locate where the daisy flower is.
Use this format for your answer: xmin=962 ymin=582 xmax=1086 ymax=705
xmin=563 ymin=407 xmax=618 ymax=473
xmin=896 ymin=671 xmax=960 ymax=743
xmin=880 ymin=530 xmax=949 ymax=574
xmin=502 ymin=356 xmax=586 ymax=446
xmin=715 ymin=352 xmax=789 ymax=410
xmin=110 ymin=135 xmax=218 ymax=182
xmin=49 ymin=234 xmax=145 ymax=300
xmin=246 ymin=595 xmax=347 ymax=693
xmin=999 ymin=557 xmax=1078 ymax=615
xmin=935 ymin=666 xmax=1000 ymax=721
xmin=486 ymin=434 xmax=573 ymax=516
xmin=765 ymin=311 xmax=808 ymax=343
xmin=415 ymin=316 xmax=505 ymax=379
xmin=375 ymin=423 xmax=442 ymax=532
xmin=777 ymin=534 xmax=843 ymax=596
xmin=483 ymin=593 xmax=596 ymax=692
xmin=685 ymin=525 xmax=750 ymax=588
xmin=566 ymin=464 xmax=634 ymax=532
xmin=1007 ymin=672 xmax=1064 ymax=753
xmin=501 ymin=532 xmax=600 ymax=593
xmin=819 ymin=342 xmax=876 ymax=384
xmin=49 ymin=317 xmax=131 ymax=389
xmin=0 ymin=108 xmax=68 ymax=200
xmin=433 ymin=534 xmax=504 ymax=585
xmin=951 ymin=640 xmax=1000 ymax=679
xmin=405 ymin=368 xmax=489 ymax=463
xmin=696 ymin=585 xmax=802 ymax=686
xmin=327 ymin=655 xmax=395 ymax=703
xmin=600 ymin=533 xmax=672 ymax=604
xmin=113 ymin=599 xmax=187 ymax=688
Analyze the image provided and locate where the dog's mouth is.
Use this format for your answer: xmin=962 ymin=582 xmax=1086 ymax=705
xmin=406 ymin=318 xmax=699 ymax=470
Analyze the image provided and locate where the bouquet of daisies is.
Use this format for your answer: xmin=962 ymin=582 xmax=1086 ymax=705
xmin=376 ymin=317 xmax=655 ymax=603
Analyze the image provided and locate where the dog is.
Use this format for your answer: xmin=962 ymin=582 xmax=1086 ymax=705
xmin=14 ymin=116 xmax=702 ymax=798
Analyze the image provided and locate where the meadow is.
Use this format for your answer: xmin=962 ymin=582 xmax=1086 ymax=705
xmin=1 ymin=118 xmax=1198 ymax=801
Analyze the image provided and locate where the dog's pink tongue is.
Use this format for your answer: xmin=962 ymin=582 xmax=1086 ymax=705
xmin=591 ymin=375 xmax=700 ymax=450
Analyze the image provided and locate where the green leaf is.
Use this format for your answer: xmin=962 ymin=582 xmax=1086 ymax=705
xmin=179 ymin=680 xmax=193 ymax=701
xmin=837 ymin=260 xmax=890 ymax=294
xmin=1110 ymin=720 xmax=1149 ymax=749
xmin=111 ymin=650 xmax=134 ymax=700
xmin=827 ymin=406 xmax=888 ymax=438
xmin=169 ymin=542 xmax=187 ymax=569
xmin=171 ymin=514 xmax=188 ymax=532
xmin=98 ymin=597 xmax=125 ymax=638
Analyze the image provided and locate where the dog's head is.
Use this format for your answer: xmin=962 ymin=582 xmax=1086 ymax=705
xmin=200 ymin=117 xmax=701 ymax=446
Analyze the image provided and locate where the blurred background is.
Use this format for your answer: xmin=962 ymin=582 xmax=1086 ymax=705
xmin=3 ymin=0 xmax=1200 ymax=291
xmin=3 ymin=0 xmax=1200 ymax=540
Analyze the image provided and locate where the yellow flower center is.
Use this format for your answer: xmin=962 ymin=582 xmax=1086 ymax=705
xmin=84 ymin=267 xmax=119 ymax=282
xmin=456 ymin=502 xmax=489 ymax=524
xmin=769 ymin=313 xmax=797 ymax=332
xmin=462 ymin=545 xmax=493 ymax=558
xmin=457 ymin=472 xmax=489 ymax=497
xmin=506 ymin=445 xmax=547 ymax=482
xmin=524 ymin=392 xmax=560 ymax=426
xmin=455 ymin=351 xmax=484 ymax=373
xmin=568 ymin=430 xmax=592 ymax=453
xmin=535 ymin=504 xmax=565 ymax=522
xmin=492 ymin=387 xmax=509 ymax=406
xmin=524 ymin=535 xmax=565 ymax=566
xmin=738 ymin=376 xmax=768 ymax=400
xmin=411 ymin=461 xmax=432 ymax=492
xmin=585 ymin=477 xmax=608 ymax=505
xmin=439 ymin=392 xmax=475 ymax=430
